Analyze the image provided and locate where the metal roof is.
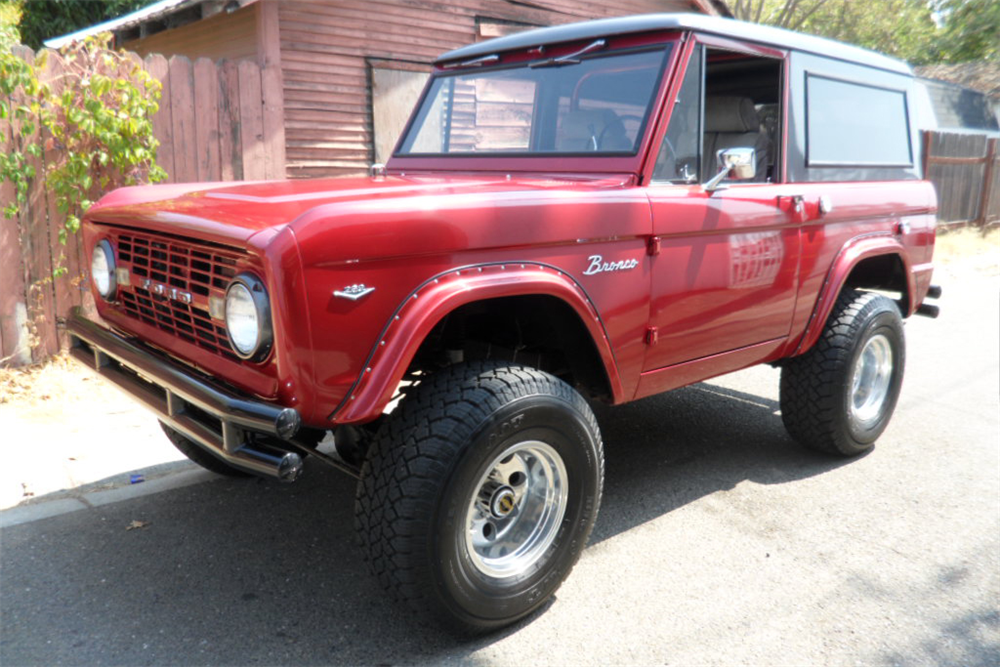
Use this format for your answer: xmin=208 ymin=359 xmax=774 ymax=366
xmin=436 ymin=13 xmax=912 ymax=76
xmin=44 ymin=0 xmax=257 ymax=49
xmin=44 ymin=0 xmax=198 ymax=48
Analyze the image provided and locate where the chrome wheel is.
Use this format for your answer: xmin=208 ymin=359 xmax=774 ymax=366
xmin=465 ymin=441 xmax=568 ymax=579
xmin=850 ymin=333 xmax=894 ymax=427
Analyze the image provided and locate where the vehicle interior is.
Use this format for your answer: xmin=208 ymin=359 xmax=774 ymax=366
xmin=399 ymin=47 xmax=669 ymax=155
xmin=654 ymin=46 xmax=783 ymax=184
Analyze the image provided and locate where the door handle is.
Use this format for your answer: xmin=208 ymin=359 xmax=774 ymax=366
xmin=818 ymin=195 xmax=833 ymax=215
xmin=777 ymin=194 xmax=805 ymax=214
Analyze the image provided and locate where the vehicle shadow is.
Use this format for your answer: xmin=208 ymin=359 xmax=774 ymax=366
xmin=589 ymin=381 xmax=857 ymax=545
xmin=0 ymin=380 xmax=857 ymax=665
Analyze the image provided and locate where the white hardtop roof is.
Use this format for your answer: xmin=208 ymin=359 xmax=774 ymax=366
xmin=437 ymin=13 xmax=912 ymax=76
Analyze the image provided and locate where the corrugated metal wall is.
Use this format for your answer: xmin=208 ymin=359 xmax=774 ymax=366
xmin=278 ymin=0 xmax=711 ymax=179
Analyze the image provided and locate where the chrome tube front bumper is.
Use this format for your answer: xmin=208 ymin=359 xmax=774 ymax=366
xmin=67 ymin=308 xmax=304 ymax=480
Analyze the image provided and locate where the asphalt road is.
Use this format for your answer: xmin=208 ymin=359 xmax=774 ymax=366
xmin=2 ymin=266 xmax=997 ymax=667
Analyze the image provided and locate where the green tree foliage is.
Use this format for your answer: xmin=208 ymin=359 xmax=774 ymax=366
xmin=1 ymin=2 xmax=44 ymax=218
xmin=44 ymin=34 xmax=167 ymax=243
xmin=730 ymin=0 xmax=996 ymax=65
xmin=16 ymin=0 xmax=151 ymax=50
xmin=1 ymin=5 xmax=165 ymax=248
xmin=933 ymin=0 xmax=1000 ymax=63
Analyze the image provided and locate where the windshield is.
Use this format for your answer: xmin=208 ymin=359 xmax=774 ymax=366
xmin=397 ymin=46 xmax=671 ymax=157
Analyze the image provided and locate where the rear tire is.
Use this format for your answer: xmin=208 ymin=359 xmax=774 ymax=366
xmin=355 ymin=362 xmax=603 ymax=634
xmin=159 ymin=421 xmax=252 ymax=477
xmin=780 ymin=289 xmax=905 ymax=456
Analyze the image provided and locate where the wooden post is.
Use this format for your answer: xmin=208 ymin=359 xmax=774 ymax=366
xmin=921 ymin=130 xmax=933 ymax=180
xmin=13 ymin=45 xmax=59 ymax=362
xmin=257 ymin=0 xmax=285 ymax=179
xmin=977 ymin=138 xmax=996 ymax=235
xmin=0 ymin=106 xmax=31 ymax=366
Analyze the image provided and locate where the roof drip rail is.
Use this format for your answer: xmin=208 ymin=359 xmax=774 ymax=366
xmin=529 ymin=39 xmax=606 ymax=68
xmin=443 ymin=54 xmax=500 ymax=69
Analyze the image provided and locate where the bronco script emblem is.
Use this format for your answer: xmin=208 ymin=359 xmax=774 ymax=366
xmin=583 ymin=255 xmax=639 ymax=276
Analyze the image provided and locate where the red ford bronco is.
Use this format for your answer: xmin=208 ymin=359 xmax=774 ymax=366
xmin=70 ymin=14 xmax=940 ymax=633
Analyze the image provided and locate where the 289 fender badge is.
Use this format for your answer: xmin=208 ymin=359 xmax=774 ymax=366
xmin=583 ymin=255 xmax=639 ymax=276
xmin=334 ymin=284 xmax=376 ymax=301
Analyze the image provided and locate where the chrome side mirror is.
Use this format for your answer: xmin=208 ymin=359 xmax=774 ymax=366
xmin=704 ymin=147 xmax=756 ymax=192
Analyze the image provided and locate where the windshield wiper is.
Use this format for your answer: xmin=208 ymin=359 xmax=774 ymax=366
xmin=443 ymin=54 xmax=500 ymax=69
xmin=529 ymin=39 xmax=606 ymax=68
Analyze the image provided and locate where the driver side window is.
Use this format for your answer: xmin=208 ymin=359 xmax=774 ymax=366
xmin=653 ymin=45 xmax=783 ymax=184
xmin=653 ymin=46 xmax=702 ymax=183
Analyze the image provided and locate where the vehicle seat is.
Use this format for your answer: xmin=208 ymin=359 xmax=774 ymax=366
xmin=702 ymin=96 xmax=769 ymax=182
xmin=556 ymin=109 xmax=631 ymax=152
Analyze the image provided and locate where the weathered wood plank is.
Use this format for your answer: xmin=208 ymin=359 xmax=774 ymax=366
xmin=237 ymin=60 xmax=266 ymax=180
xmin=277 ymin=11 xmax=471 ymax=47
xmin=256 ymin=0 xmax=282 ymax=69
xmin=145 ymin=54 xmax=175 ymax=181
xmin=283 ymin=74 xmax=367 ymax=90
xmin=123 ymin=3 xmax=257 ymax=62
xmin=193 ymin=58 xmax=222 ymax=182
xmin=168 ymin=56 xmax=197 ymax=183
xmin=261 ymin=66 xmax=286 ymax=179
xmin=986 ymin=142 xmax=1000 ymax=225
xmin=0 ymin=110 xmax=31 ymax=365
xmin=217 ymin=60 xmax=243 ymax=181
xmin=280 ymin=2 xmax=476 ymax=36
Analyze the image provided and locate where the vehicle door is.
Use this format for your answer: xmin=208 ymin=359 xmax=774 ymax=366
xmin=640 ymin=39 xmax=800 ymax=391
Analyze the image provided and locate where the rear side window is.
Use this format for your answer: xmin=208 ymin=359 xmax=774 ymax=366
xmin=806 ymin=75 xmax=912 ymax=167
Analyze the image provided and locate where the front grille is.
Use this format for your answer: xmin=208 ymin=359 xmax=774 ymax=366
xmin=118 ymin=233 xmax=238 ymax=296
xmin=112 ymin=230 xmax=245 ymax=361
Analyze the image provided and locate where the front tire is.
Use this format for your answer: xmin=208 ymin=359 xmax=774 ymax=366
xmin=159 ymin=421 xmax=252 ymax=477
xmin=354 ymin=362 xmax=604 ymax=634
xmin=780 ymin=289 xmax=905 ymax=456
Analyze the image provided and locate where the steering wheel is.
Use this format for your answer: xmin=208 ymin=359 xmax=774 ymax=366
xmin=596 ymin=115 xmax=644 ymax=151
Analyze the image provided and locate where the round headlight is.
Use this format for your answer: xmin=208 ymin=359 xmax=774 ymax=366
xmin=91 ymin=239 xmax=117 ymax=300
xmin=225 ymin=274 xmax=272 ymax=360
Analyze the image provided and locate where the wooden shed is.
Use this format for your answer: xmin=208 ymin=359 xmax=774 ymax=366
xmin=48 ymin=0 xmax=730 ymax=180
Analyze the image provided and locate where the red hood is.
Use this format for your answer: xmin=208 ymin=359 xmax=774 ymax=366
xmin=85 ymin=174 xmax=634 ymax=248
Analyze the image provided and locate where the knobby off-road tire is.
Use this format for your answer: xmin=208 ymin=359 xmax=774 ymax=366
xmin=159 ymin=421 xmax=251 ymax=477
xmin=355 ymin=362 xmax=604 ymax=634
xmin=780 ymin=289 xmax=905 ymax=456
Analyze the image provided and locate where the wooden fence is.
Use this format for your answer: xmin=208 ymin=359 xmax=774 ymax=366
xmin=923 ymin=131 xmax=999 ymax=232
xmin=1 ymin=46 xmax=284 ymax=367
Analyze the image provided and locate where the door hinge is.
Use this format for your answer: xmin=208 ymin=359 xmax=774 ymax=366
xmin=645 ymin=326 xmax=659 ymax=345
xmin=647 ymin=235 xmax=661 ymax=256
